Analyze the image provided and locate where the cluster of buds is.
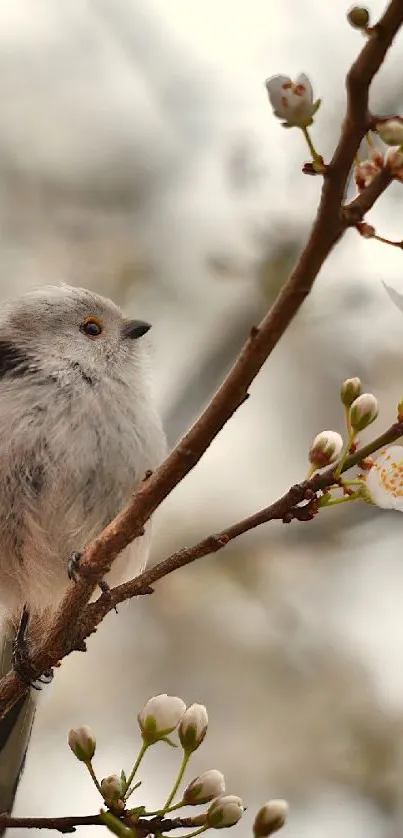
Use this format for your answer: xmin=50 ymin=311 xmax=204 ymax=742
xmin=307 ymin=378 xmax=379 ymax=495
xmin=305 ymin=374 xmax=403 ymax=515
xmin=68 ymin=695 xmax=287 ymax=837
xmin=264 ymin=11 xmax=403 ymax=211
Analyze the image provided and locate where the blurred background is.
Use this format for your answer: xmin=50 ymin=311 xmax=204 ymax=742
xmin=2 ymin=0 xmax=403 ymax=836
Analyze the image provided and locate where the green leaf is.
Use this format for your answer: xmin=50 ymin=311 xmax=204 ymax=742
xmin=161 ymin=736 xmax=178 ymax=748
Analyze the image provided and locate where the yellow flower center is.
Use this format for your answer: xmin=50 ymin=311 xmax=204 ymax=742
xmin=375 ymin=449 xmax=403 ymax=497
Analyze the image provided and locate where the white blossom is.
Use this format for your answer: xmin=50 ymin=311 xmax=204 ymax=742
xmin=138 ymin=694 xmax=186 ymax=744
xmin=184 ymin=770 xmax=226 ymax=804
xmin=365 ymin=446 xmax=403 ymax=510
xmin=265 ymin=74 xmax=318 ymax=127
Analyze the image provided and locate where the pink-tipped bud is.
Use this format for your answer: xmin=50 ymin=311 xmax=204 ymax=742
xmin=309 ymin=431 xmax=343 ymax=468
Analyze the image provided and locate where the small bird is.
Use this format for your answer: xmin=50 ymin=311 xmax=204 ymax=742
xmin=0 ymin=284 xmax=166 ymax=826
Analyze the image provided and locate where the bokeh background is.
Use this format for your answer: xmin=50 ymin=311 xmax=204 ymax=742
xmin=2 ymin=1 xmax=403 ymax=836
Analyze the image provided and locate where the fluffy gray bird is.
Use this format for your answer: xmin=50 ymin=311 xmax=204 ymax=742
xmin=0 ymin=284 xmax=166 ymax=827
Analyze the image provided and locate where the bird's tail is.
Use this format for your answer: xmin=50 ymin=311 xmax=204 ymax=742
xmin=0 ymin=624 xmax=36 ymax=834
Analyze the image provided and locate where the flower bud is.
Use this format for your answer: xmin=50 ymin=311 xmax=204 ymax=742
xmin=349 ymin=393 xmax=378 ymax=432
xmin=341 ymin=377 xmax=361 ymax=407
xmin=386 ymin=148 xmax=403 ymax=181
xmin=253 ymin=800 xmax=289 ymax=837
xmin=184 ymin=770 xmax=226 ymax=805
xmin=179 ymin=703 xmax=208 ymax=753
xmin=309 ymin=431 xmax=343 ymax=468
xmin=207 ymin=795 xmax=244 ymax=829
xmin=68 ymin=726 xmax=96 ymax=762
xmin=354 ymin=150 xmax=383 ymax=191
xmin=356 ymin=222 xmax=375 ymax=239
xmin=376 ymin=117 xmax=403 ymax=146
xmin=138 ymin=694 xmax=186 ymax=744
xmin=347 ymin=6 xmax=370 ymax=29
xmin=101 ymin=775 xmax=124 ymax=805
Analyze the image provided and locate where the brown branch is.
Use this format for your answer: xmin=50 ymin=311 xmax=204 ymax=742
xmin=81 ymin=484 xmax=317 ymax=631
xmin=0 ymin=0 xmax=402 ymax=718
xmin=78 ymin=420 xmax=403 ymax=635
xmin=0 ymin=813 xmax=194 ymax=834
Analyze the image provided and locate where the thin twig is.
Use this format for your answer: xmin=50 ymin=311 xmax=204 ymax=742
xmin=0 ymin=0 xmax=402 ymax=719
xmin=79 ymin=420 xmax=403 ymax=634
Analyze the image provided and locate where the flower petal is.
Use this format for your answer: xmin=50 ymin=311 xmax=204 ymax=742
xmin=265 ymin=75 xmax=292 ymax=119
xmin=295 ymin=73 xmax=313 ymax=103
xmin=365 ymin=446 xmax=403 ymax=510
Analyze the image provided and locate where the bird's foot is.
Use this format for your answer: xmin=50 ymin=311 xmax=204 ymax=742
xmin=12 ymin=605 xmax=54 ymax=690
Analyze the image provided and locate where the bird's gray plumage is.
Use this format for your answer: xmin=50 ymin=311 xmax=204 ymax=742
xmin=0 ymin=283 xmax=166 ymax=827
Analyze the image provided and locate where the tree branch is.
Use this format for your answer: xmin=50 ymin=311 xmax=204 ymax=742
xmin=0 ymin=813 xmax=195 ymax=834
xmin=0 ymin=0 xmax=402 ymax=719
xmin=78 ymin=419 xmax=403 ymax=635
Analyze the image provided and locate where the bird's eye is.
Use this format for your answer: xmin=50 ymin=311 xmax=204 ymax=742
xmin=80 ymin=317 xmax=103 ymax=338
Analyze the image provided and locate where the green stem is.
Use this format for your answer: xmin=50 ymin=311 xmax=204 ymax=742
xmin=162 ymin=828 xmax=207 ymax=838
xmin=84 ymin=761 xmax=103 ymax=796
xmin=334 ymin=431 xmax=356 ymax=480
xmin=301 ymin=125 xmax=320 ymax=161
xmin=345 ymin=405 xmax=352 ymax=435
xmin=320 ymin=493 xmax=361 ymax=507
xmin=143 ymin=802 xmax=187 ymax=817
xmin=124 ymin=741 xmax=149 ymax=798
xmin=162 ymin=751 xmax=191 ymax=812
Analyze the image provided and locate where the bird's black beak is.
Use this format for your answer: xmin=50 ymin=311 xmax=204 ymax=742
xmin=121 ymin=319 xmax=152 ymax=339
